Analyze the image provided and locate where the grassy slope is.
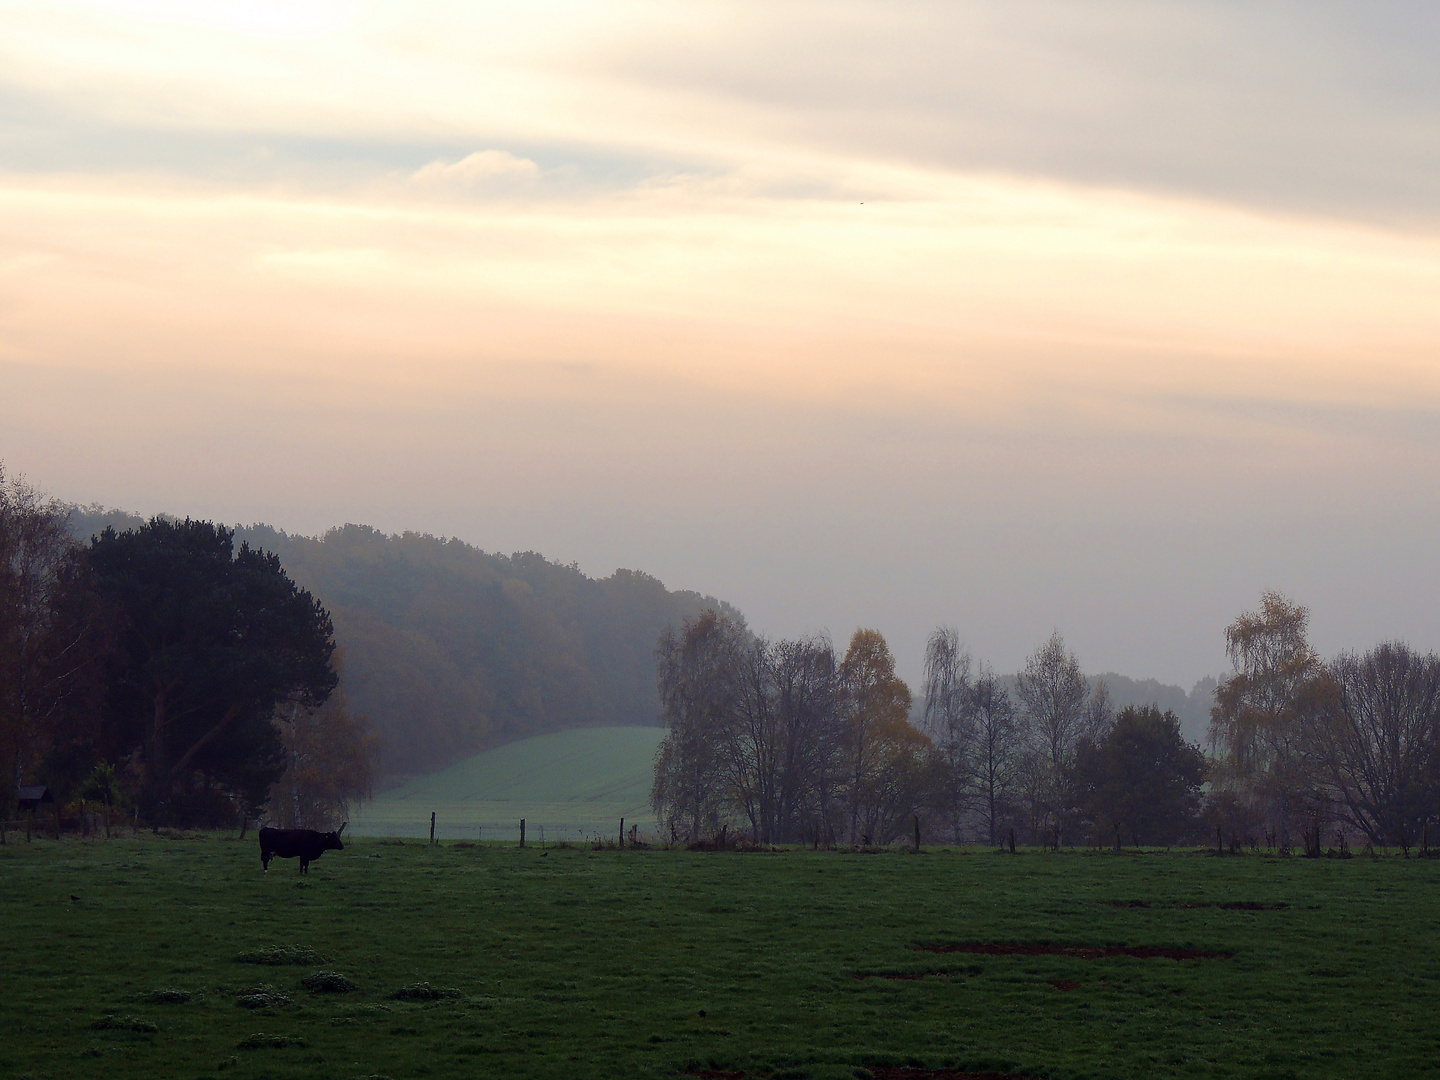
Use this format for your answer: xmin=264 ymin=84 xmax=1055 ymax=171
xmin=4 ymin=837 xmax=1440 ymax=1080
xmin=350 ymin=725 xmax=667 ymax=840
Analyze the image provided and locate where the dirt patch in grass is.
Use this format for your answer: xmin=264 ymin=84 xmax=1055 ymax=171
xmin=915 ymin=942 xmax=1232 ymax=960
xmin=1047 ymin=979 xmax=1080 ymax=992
xmin=1110 ymin=900 xmax=1288 ymax=910
xmin=868 ymin=1069 xmax=1035 ymax=1080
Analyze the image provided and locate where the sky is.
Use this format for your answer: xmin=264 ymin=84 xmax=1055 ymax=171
xmin=2 ymin=1 xmax=1438 ymax=688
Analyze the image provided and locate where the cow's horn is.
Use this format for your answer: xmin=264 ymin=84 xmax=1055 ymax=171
xmin=337 ymin=821 xmax=347 ymax=836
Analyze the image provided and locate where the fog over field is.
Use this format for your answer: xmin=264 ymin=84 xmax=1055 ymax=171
xmin=4 ymin=2 xmax=1439 ymax=689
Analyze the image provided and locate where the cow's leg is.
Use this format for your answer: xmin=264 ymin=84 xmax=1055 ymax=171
xmin=261 ymin=850 xmax=270 ymax=872
xmin=300 ymin=858 xmax=308 ymax=874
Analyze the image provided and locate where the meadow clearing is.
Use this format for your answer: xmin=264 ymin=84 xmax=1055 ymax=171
xmin=2 ymin=836 xmax=1437 ymax=1080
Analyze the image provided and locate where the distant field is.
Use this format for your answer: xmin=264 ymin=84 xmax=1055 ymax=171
xmin=350 ymin=725 xmax=666 ymax=841
xmin=5 ymin=837 xmax=1440 ymax=1080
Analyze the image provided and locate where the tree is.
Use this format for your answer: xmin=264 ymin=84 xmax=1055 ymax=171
xmin=1073 ymin=706 xmax=1206 ymax=847
xmin=0 ymin=467 xmax=106 ymax=813
xmin=1015 ymin=631 xmax=1090 ymax=844
xmin=652 ymin=609 xmax=746 ymax=841
xmin=1208 ymin=591 xmax=1324 ymax=846
xmin=266 ymin=681 xmax=378 ymax=830
xmin=721 ymin=634 xmax=840 ymax=845
xmin=768 ymin=635 xmax=840 ymax=844
xmin=922 ymin=626 xmax=973 ymax=842
xmin=1312 ymin=643 xmax=1440 ymax=851
xmin=969 ymin=666 xmax=1018 ymax=845
xmin=840 ymin=629 xmax=920 ymax=845
xmin=89 ymin=519 xmax=337 ymax=825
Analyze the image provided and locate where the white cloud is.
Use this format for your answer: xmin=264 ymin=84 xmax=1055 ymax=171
xmin=411 ymin=150 xmax=542 ymax=187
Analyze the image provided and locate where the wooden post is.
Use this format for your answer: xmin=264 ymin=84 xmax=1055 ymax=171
xmin=429 ymin=811 xmax=436 ymax=845
xmin=619 ymin=817 xmax=625 ymax=849
xmin=519 ymin=818 xmax=526 ymax=848
xmin=1216 ymin=823 xmax=1223 ymax=855
xmin=913 ymin=815 xmax=921 ymax=853
xmin=1008 ymin=827 xmax=1015 ymax=854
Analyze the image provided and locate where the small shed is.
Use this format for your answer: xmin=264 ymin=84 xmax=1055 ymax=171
xmin=17 ymin=786 xmax=54 ymax=811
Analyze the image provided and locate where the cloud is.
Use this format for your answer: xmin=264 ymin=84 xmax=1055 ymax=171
xmin=411 ymin=150 xmax=541 ymax=187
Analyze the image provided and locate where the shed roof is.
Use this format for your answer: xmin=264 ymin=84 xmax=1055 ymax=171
xmin=17 ymin=786 xmax=53 ymax=805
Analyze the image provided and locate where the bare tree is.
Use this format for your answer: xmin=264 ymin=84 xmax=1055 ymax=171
xmin=922 ymin=626 xmax=973 ymax=842
xmin=969 ymin=666 xmax=1017 ymax=845
xmin=652 ymin=610 xmax=746 ymax=841
xmin=769 ymin=635 xmax=839 ymax=844
xmin=0 ymin=467 xmax=105 ymax=807
xmin=266 ymin=674 xmax=378 ymax=831
xmin=1313 ymin=643 xmax=1440 ymax=851
xmin=1015 ymin=630 xmax=1089 ymax=844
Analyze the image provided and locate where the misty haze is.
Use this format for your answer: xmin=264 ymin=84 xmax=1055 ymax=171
xmin=3 ymin=4 xmax=1439 ymax=1079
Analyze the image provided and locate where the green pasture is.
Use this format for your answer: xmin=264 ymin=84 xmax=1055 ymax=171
xmin=351 ymin=726 xmax=664 ymax=841
xmin=3 ymin=837 xmax=1440 ymax=1080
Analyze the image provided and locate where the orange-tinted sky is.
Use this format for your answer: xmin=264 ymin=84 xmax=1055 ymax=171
xmin=3 ymin=2 xmax=1438 ymax=685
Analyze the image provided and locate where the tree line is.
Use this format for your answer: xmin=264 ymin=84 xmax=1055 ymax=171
xmin=69 ymin=510 xmax=740 ymax=780
xmin=1209 ymin=592 xmax=1440 ymax=853
xmin=652 ymin=595 xmax=1440 ymax=852
xmin=651 ymin=609 xmax=1203 ymax=847
xmin=0 ymin=469 xmax=373 ymax=830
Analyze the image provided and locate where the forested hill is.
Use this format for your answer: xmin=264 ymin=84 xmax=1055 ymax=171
xmin=67 ymin=510 xmax=742 ymax=782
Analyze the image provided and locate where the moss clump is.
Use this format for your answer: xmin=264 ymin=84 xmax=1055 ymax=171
xmin=235 ymin=985 xmax=292 ymax=1009
xmin=235 ymin=944 xmax=327 ymax=966
xmin=91 ymin=1015 xmax=157 ymax=1033
xmin=302 ymin=969 xmax=358 ymax=993
xmin=389 ymin=981 xmax=461 ymax=1001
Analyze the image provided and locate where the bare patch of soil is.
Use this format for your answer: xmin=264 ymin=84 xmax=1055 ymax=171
xmin=914 ymin=942 xmax=1232 ymax=960
xmin=1109 ymin=900 xmax=1288 ymax=910
xmin=867 ymin=1068 xmax=1036 ymax=1080
xmin=1047 ymin=979 xmax=1080 ymax=991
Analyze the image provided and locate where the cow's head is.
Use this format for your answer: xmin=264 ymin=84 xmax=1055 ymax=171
xmin=326 ymin=822 xmax=347 ymax=852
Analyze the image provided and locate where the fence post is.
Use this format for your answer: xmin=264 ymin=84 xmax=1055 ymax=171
xmin=619 ymin=818 xmax=625 ymax=849
xmin=913 ymin=815 xmax=921 ymax=853
xmin=429 ymin=811 xmax=436 ymax=845
xmin=519 ymin=818 xmax=526 ymax=848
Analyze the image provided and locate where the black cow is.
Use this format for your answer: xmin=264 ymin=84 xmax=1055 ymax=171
xmin=259 ymin=823 xmax=346 ymax=874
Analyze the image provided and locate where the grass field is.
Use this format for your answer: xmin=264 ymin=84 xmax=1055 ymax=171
xmin=4 ymin=837 xmax=1440 ymax=1080
xmin=350 ymin=726 xmax=665 ymax=841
